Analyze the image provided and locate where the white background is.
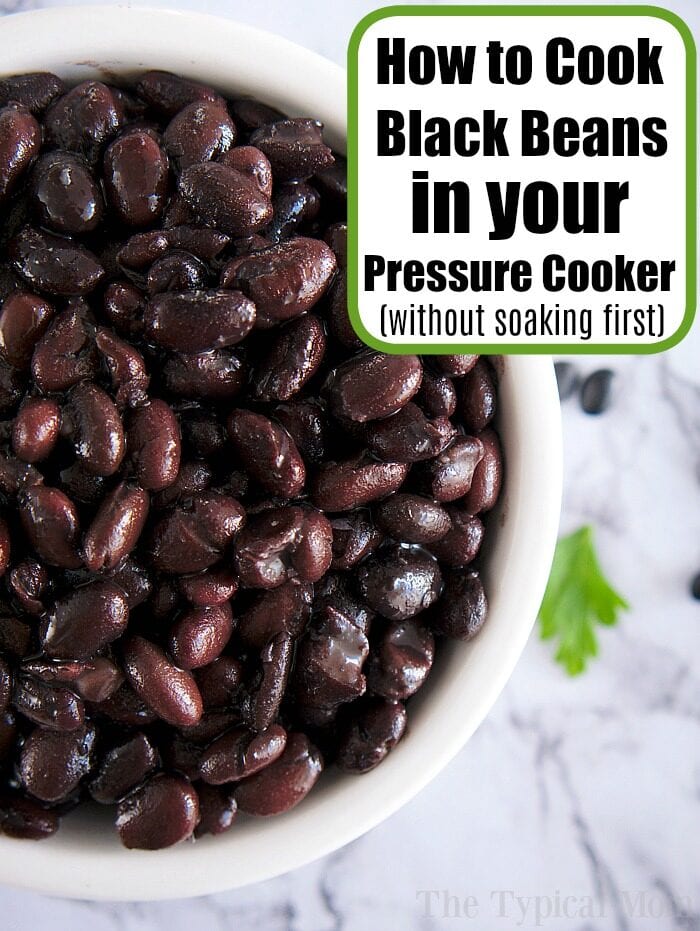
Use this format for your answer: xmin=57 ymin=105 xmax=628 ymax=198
xmin=1 ymin=1 xmax=700 ymax=930
xmin=355 ymin=13 xmax=689 ymax=345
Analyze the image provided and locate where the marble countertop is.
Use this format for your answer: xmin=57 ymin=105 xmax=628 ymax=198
xmin=1 ymin=0 xmax=699 ymax=928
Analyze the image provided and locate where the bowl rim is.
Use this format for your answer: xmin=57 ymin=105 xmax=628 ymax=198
xmin=0 ymin=4 xmax=563 ymax=901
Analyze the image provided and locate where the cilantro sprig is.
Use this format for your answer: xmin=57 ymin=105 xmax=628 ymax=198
xmin=539 ymin=525 xmax=629 ymax=675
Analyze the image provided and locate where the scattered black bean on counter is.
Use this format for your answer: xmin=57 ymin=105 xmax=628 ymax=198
xmin=0 ymin=70 xmax=503 ymax=849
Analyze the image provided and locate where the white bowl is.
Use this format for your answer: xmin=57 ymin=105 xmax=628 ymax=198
xmin=0 ymin=5 xmax=563 ymax=900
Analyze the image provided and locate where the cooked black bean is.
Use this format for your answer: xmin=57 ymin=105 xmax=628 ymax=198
xmin=376 ymin=494 xmax=451 ymax=544
xmin=162 ymin=348 xmax=245 ymax=400
xmin=227 ymin=409 xmax=305 ymax=497
xmin=168 ymin=603 xmax=234 ymax=670
xmin=458 ymin=359 xmax=497 ymax=432
xmin=416 ymin=435 xmax=484 ymax=502
xmin=18 ymin=723 xmax=96 ymax=802
xmin=426 ymin=569 xmax=487 ymax=641
xmin=145 ymin=288 xmax=256 ymax=352
xmin=18 ymin=485 xmax=82 ymax=569
xmin=252 ymin=314 xmax=326 ymax=401
xmin=358 ymin=546 xmax=442 ymax=621
xmin=366 ymin=620 xmax=435 ymax=699
xmin=122 ymin=636 xmax=203 ymax=727
xmin=220 ymin=237 xmax=336 ymax=328
xmin=41 ymin=580 xmax=129 ymax=659
xmin=218 ymin=145 xmax=272 ymax=197
xmin=117 ymin=773 xmax=199 ymax=849
xmin=200 ymin=724 xmax=286 ymax=784
xmin=146 ymin=250 xmax=208 ymax=295
xmin=13 ymin=674 xmax=85 ymax=731
xmin=45 ymin=81 xmax=121 ymax=164
xmin=580 ymin=368 xmax=615 ymax=415
xmin=0 ymin=290 xmax=54 ymax=369
xmin=82 ymin=482 xmax=149 ymax=571
xmin=12 ymin=398 xmax=61 ymax=463
xmin=179 ymin=162 xmax=272 ymax=237
xmin=462 ymin=428 xmax=503 ymax=513
xmin=366 ymin=402 xmax=455 ymax=463
xmin=239 ymin=506 xmax=332 ymax=589
xmin=30 ymin=151 xmax=103 ymax=235
xmin=327 ymin=353 xmax=422 ymax=423
xmin=164 ymin=100 xmax=235 ymax=171
xmin=691 ymin=572 xmax=700 ymax=601
xmin=0 ymin=73 xmax=503 ymax=851
xmin=0 ymin=104 xmax=42 ymax=204
xmin=336 ymin=698 xmax=407 ymax=773
xmin=234 ymin=732 xmax=323 ymax=815
xmin=104 ymin=130 xmax=169 ymax=227
xmin=311 ymin=458 xmax=409 ymax=512
xmin=0 ymin=72 xmax=65 ymax=115
xmin=63 ymin=382 xmax=126 ymax=476
xmin=31 ymin=307 xmax=97 ymax=391
xmin=126 ymin=399 xmax=181 ymax=490
xmin=11 ymin=226 xmax=104 ymax=296
xmin=249 ymin=118 xmax=334 ymax=180
xmin=90 ymin=732 xmax=158 ymax=804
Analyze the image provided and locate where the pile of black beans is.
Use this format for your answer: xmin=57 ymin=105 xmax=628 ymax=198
xmin=0 ymin=70 xmax=502 ymax=849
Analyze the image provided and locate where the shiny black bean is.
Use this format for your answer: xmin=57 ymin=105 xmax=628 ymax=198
xmin=458 ymin=359 xmax=497 ymax=432
xmin=249 ymin=119 xmax=334 ymax=180
xmin=227 ymin=410 xmax=305 ymax=497
xmin=218 ymin=145 xmax=272 ymax=197
xmin=234 ymin=732 xmax=323 ymax=816
xmin=0 ymin=290 xmax=54 ymax=369
xmin=330 ymin=511 xmax=383 ymax=570
xmin=376 ymin=494 xmax=451 ymax=544
xmin=148 ymin=492 xmax=244 ymax=574
xmin=311 ymin=458 xmax=409 ymax=512
xmin=358 ymin=545 xmax=442 ymax=621
xmin=200 ymin=724 xmax=286 ymax=784
xmin=164 ymin=100 xmax=235 ymax=171
xmin=19 ymin=485 xmax=82 ymax=569
xmin=179 ymin=162 xmax=272 ymax=237
xmin=12 ymin=398 xmax=61 ymax=463
xmin=146 ymin=250 xmax=207 ymax=295
xmin=11 ymin=226 xmax=104 ymax=296
xmin=117 ymin=773 xmax=199 ymax=849
xmin=122 ymin=636 xmax=203 ymax=727
xmin=83 ymin=482 xmax=149 ymax=571
xmin=336 ymin=698 xmax=406 ymax=773
xmin=136 ymin=71 xmax=225 ymax=116
xmin=145 ymin=288 xmax=256 ymax=352
xmin=126 ymin=399 xmax=181 ymax=490
xmin=31 ymin=307 xmax=97 ymax=392
xmin=162 ymin=348 xmax=245 ymax=400
xmin=63 ymin=382 xmax=125 ymax=476
xmin=366 ymin=402 xmax=455 ymax=463
xmin=366 ymin=620 xmax=435 ymax=700
xmin=168 ymin=603 xmax=234 ymax=670
xmin=45 ymin=81 xmax=121 ymax=164
xmin=238 ymin=579 xmax=313 ymax=648
xmin=41 ymin=580 xmax=129 ymax=659
xmin=13 ymin=674 xmax=85 ymax=731
xmin=426 ymin=569 xmax=488 ymax=640
xmin=462 ymin=428 xmax=503 ymax=513
xmin=0 ymin=72 xmax=65 ymax=115
xmin=220 ymin=237 xmax=336 ymax=328
xmin=0 ymin=104 xmax=42 ymax=204
xmin=30 ymin=151 xmax=103 ymax=235
xmin=252 ymin=314 xmax=326 ymax=401
xmin=416 ymin=435 xmax=484 ymax=502
xmin=90 ymin=732 xmax=158 ymax=804
xmin=19 ymin=723 xmax=96 ymax=802
xmin=104 ymin=130 xmax=169 ymax=227
xmin=264 ymin=180 xmax=320 ymax=243
xmin=0 ymin=792 xmax=59 ymax=839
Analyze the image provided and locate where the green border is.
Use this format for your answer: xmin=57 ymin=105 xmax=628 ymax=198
xmin=347 ymin=5 xmax=697 ymax=354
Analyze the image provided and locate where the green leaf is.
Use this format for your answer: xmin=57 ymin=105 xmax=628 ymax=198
xmin=538 ymin=525 xmax=629 ymax=675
